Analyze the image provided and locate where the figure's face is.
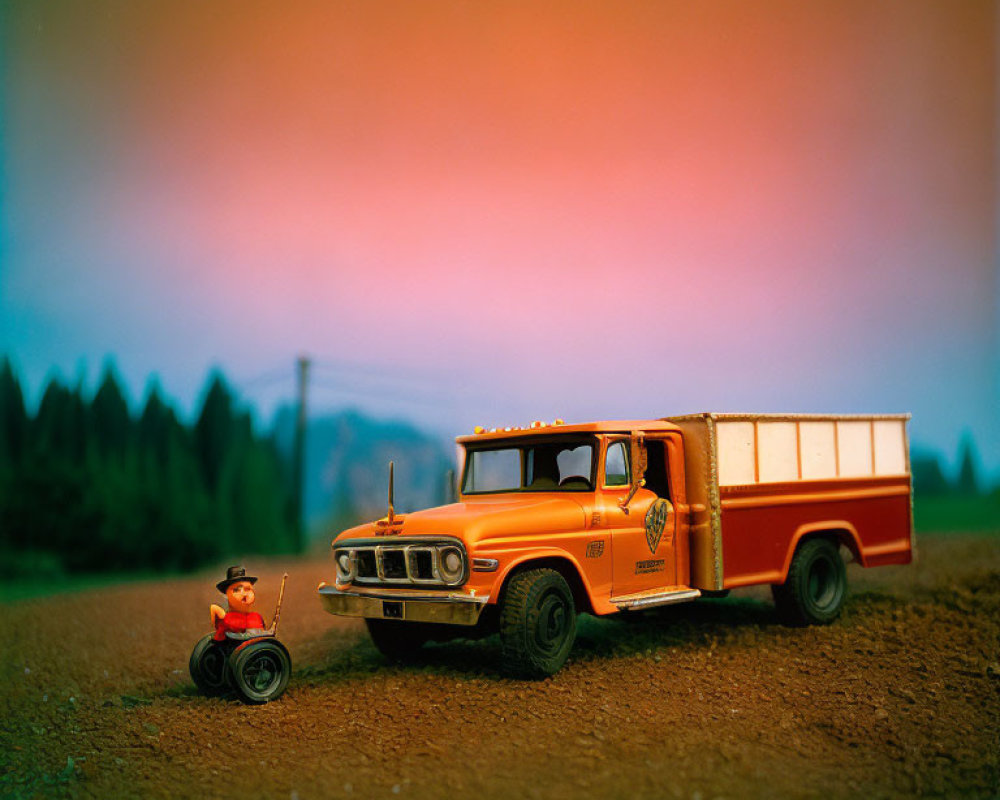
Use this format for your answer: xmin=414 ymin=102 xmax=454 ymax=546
xmin=226 ymin=580 xmax=256 ymax=612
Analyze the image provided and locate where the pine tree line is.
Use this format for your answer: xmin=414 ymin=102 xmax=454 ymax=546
xmin=911 ymin=433 xmax=989 ymax=497
xmin=0 ymin=359 xmax=297 ymax=579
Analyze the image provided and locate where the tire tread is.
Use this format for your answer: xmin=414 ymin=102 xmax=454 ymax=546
xmin=499 ymin=568 xmax=576 ymax=678
xmin=773 ymin=538 xmax=846 ymax=626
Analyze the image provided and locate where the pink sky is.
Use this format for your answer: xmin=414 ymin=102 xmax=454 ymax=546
xmin=2 ymin=1 xmax=997 ymax=474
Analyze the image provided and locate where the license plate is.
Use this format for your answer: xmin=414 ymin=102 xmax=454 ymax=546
xmin=382 ymin=600 xmax=403 ymax=619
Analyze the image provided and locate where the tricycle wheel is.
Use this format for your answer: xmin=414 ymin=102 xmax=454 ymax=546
xmin=500 ymin=568 xmax=577 ymax=678
xmin=365 ymin=619 xmax=428 ymax=663
xmin=772 ymin=538 xmax=847 ymax=626
xmin=229 ymin=639 xmax=291 ymax=704
xmin=189 ymin=634 xmax=230 ymax=696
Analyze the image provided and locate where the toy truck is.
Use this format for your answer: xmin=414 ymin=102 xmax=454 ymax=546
xmin=318 ymin=413 xmax=913 ymax=677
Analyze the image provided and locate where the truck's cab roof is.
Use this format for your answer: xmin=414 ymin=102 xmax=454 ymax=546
xmin=456 ymin=419 xmax=679 ymax=444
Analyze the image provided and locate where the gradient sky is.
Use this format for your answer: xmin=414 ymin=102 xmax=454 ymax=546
xmin=2 ymin=1 xmax=997 ymax=476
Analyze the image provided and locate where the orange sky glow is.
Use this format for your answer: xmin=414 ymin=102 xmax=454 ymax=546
xmin=2 ymin=0 xmax=997 ymax=472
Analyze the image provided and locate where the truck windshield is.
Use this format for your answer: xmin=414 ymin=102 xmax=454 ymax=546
xmin=462 ymin=437 xmax=596 ymax=494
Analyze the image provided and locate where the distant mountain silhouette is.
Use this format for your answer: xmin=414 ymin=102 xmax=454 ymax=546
xmin=272 ymin=407 xmax=454 ymax=535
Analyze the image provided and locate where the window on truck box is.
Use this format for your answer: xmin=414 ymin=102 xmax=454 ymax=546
xmin=462 ymin=437 xmax=597 ymax=494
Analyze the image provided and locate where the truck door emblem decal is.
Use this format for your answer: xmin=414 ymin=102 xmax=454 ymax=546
xmin=586 ymin=540 xmax=605 ymax=558
xmin=635 ymin=558 xmax=665 ymax=575
xmin=645 ymin=499 xmax=670 ymax=553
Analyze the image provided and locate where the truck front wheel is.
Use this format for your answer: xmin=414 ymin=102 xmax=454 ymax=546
xmin=772 ymin=538 xmax=847 ymax=626
xmin=500 ymin=568 xmax=577 ymax=678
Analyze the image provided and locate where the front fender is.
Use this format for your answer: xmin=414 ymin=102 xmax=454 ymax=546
xmin=478 ymin=546 xmax=614 ymax=615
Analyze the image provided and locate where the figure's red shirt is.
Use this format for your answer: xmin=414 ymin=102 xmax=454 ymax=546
xmin=214 ymin=610 xmax=266 ymax=641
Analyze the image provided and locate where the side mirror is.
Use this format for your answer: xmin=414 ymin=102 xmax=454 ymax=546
xmin=618 ymin=431 xmax=648 ymax=514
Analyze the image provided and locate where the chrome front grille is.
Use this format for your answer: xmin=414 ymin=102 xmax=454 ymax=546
xmin=379 ymin=548 xmax=409 ymax=580
xmin=334 ymin=538 xmax=468 ymax=588
xmin=357 ymin=549 xmax=377 ymax=578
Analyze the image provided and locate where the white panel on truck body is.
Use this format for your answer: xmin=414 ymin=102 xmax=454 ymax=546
xmin=873 ymin=419 xmax=907 ymax=475
xmin=662 ymin=411 xmax=911 ymax=593
xmin=837 ymin=421 xmax=873 ymax=478
xmin=757 ymin=422 xmax=799 ymax=483
xmin=716 ymin=421 xmax=755 ymax=486
xmin=799 ymin=421 xmax=837 ymax=480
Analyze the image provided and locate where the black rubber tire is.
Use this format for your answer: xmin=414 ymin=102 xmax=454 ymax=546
xmin=228 ymin=640 xmax=291 ymax=704
xmin=500 ymin=568 xmax=577 ymax=678
xmin=189 ymin=634 xmax=231 ymax=696
xmin=772 ymin=538 xmax=847 ymax=626
xmin=365 ymin=619 xmax=430 ymax=663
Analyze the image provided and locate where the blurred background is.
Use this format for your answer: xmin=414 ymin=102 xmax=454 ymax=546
xmin=1 ymin=0 xmax=997 ymax=590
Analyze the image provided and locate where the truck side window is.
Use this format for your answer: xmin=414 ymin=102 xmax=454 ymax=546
xmin=605 ymin=441 xmax=629 ymax=487
xmin=644 ymin=441 xmax=670 ymax=498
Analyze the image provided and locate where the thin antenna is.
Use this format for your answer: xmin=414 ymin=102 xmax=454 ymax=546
xmin=387 ymin=461 xmax=395 ymax=526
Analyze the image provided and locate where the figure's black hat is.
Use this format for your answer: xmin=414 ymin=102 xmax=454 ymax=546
xmin=217 ymin=565 xmax=258 ymax=594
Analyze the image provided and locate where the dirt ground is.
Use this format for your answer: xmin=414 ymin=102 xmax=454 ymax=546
xmin=2 ymin=533 xmax=998 ymax=800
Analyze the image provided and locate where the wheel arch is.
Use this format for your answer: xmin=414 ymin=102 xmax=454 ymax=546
xmin=778 ymin=521 xmax=862 ymax=583
xmin=494 ymin=553 xmax=595 ymax=615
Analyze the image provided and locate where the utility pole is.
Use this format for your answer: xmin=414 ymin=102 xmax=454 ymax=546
xmin=292 ymin=355 xmax=311 ymax=553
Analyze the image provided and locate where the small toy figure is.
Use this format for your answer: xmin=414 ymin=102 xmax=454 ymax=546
xmin=189 ymin=566 xmax=291 ymax=704
xmin=210 ymin=566 xmax=268 ymax=640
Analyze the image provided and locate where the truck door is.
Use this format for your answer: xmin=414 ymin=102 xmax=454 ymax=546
xmin=604 ymin=437 xmax=678 ymax=596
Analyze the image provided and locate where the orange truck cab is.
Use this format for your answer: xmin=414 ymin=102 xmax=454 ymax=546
xmin=319 ymin=413 xmax=913 ymax=677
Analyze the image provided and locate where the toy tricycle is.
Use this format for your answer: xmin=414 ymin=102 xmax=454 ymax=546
xmin=189 ymin=629 xmax=291 ymax=704
xmin=189 ymin=567 xmax=291 ymax=704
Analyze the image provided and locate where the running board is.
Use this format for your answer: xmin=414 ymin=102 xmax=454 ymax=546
xmin=610 ymin=587 xmax=702 ymax=610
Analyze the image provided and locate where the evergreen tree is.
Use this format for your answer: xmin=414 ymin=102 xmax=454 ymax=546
xmin=955 ymin=433 xmax=980 ymax=495
xmin=90 ymin=366 xmax=131 ymax=459
xmin=138 ymin=382 xmax=175 ymax=465
xmin=911 ymin=451 xmax=950 ymax=496
xmin=230 ymin=437 xmax=296 ymax=555
xmin=0 ymin=357 xmax=28 ymax=468
xmin=161 ymin=430 xmax=218 ymax=570
xmin=194 ymin=372 xmax=236 ymax=494
xmin=0 ymin=361 xmax=296 ymax=576
xmin=33 ymin=378 xmax=88 ymax=463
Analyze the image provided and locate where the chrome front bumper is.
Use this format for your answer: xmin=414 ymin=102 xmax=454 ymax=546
xmin=318 ymin=584 xmax=489 ymax=626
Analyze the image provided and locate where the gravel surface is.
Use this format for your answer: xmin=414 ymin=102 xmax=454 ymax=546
xmin=2 ymin=533 xmax=998 ymax=799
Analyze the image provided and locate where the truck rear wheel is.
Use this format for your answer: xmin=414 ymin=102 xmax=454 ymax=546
xmin=500 ymin=568 xmax=577 ymax=678
xmin=365 ymin=618 xmax=429 ymax=663
xmin=772 ymin=538 xmax=847 ymax=626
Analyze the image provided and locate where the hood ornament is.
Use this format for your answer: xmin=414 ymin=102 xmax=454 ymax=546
xmin=375 ymin=461 xmax=404 ymax=534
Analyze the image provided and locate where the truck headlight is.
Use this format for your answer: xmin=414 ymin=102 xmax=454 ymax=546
xmin=437 ymin=546 xmax=464 ymax=584
xmin=336 ymin=550 xmax=355 ymax=582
